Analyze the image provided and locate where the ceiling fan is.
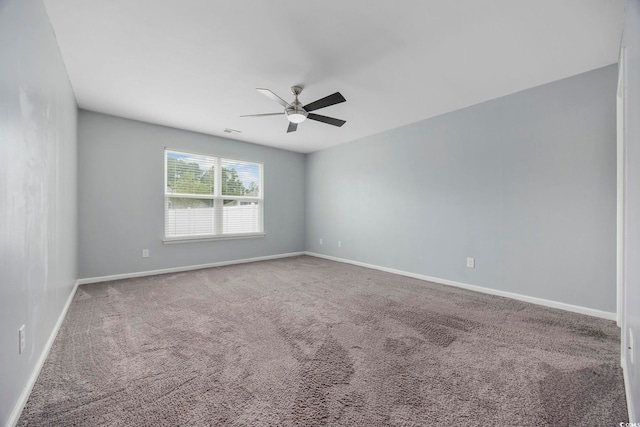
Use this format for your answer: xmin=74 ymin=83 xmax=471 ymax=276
xmin=241 ymin=86 xmax=346 ymax=133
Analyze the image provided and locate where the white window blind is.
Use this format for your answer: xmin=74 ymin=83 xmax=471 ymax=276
xmin=164 ymin=150 xmax=263 ymax=240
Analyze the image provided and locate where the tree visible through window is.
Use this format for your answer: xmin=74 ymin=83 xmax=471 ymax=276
xmin=164 ymin=150 xmax=263 ymax=239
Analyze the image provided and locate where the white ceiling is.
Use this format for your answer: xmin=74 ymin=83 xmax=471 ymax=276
xmin=43 ymin=0 xmax=624 ymax=153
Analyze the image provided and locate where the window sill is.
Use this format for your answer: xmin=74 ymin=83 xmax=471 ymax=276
xmin=163 ymin=232 xmax=266 ymax=244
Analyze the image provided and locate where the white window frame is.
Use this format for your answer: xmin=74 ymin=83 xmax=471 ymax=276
xmin=163 ymin=148 xmax=264 ymax=243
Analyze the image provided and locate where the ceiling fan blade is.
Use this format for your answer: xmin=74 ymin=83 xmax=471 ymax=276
xmin=307 ymin=113 xmax=346 ymax=127
xmin=240 ymin=112 xmax=285 ymax=117
xmin=256 ymin=88 xmax=290 ymax=108
xmin=303 ymin=92 xmax=346 ymax=112
xmin=287 ymin=122 xmax=298 ymax=133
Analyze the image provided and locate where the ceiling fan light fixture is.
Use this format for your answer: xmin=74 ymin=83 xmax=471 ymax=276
xmin=286 ymin=108 xmax=308 ymax=123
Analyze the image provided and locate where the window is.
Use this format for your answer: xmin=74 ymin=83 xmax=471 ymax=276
xmin=164 ymin=149 xmax=263 ymax=241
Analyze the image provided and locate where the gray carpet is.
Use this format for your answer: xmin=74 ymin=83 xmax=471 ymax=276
xmin=18 ymin=256 xmax=627 ymax=426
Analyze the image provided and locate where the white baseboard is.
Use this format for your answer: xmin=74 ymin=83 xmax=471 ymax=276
xmin=7 ymin=279 xmax=80 ymax=427
xmin=304 ymin=252 xmax=616 ymax=321
xmin=77 ymin=252 xmax=305 ymax=285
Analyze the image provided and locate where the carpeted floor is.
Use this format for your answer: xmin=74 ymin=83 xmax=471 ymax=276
xmin=18 ymin=256 xmax=627 ymax=426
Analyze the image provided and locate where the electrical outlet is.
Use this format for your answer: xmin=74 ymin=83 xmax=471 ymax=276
xmin=319 ymin=238 xmax=323 ymax=245
xmin=630 ymin=328 xmax=634 ymax=365
xmin=338 ymin=241 xmax=342 ymax=248
xmin=18 ymin=325 xmax=25 ymax=354
xmin=142 ymin=249 xmax=149 ymax=258
xmin=466 ymin=257 xmax=475 ymax=268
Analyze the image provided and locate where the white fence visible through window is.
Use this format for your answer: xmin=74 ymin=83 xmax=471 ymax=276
xmin=166 ymin=205 xmax=260 ymax=237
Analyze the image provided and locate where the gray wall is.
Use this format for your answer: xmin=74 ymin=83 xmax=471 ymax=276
xmin=0 ymin=0 xmax=78 ymax=425
xmin=306 ymin=65 xmax=617 ymax=313
xmin=622 ymin=0 xmax=640 ymax=420
xmin=78 ymin=111 xmax=305 ymax=278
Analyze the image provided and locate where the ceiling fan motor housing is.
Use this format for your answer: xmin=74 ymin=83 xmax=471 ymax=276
xmin=286 ymin=103 xmax=308 ymax=123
